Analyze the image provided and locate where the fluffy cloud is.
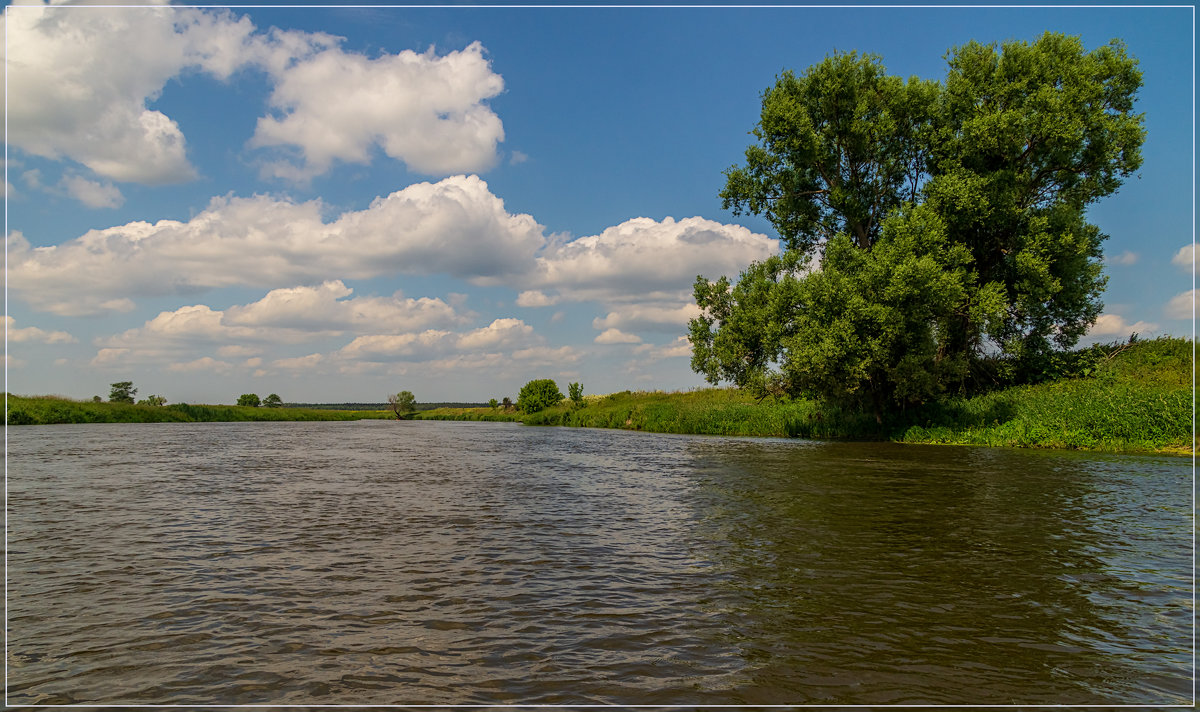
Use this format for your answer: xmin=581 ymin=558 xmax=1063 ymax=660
xmin=12 ymin=177 xmax=774 ymax=322
xmin=9 ymin=176 xmax=544 ymax=315
xmin=592 ymin=303 xmax=702 ymax=333
xmin=4 ymin=5 xmax=266 ymax=183
xmin=60 ymin=175 xmax=125 ymax=209
xmin=251 ymin=41 xmax=504 ymax=180
xmin=167 ymin=357 xmax=233 ymax=373
xmin=1088 ymin=313 xmax=1159 ymax=338
xmin=272 ymin=353 xmax=325 ymax=372
xmin=3 ymin=316 xmax=76 ymax=344
xmin=339 ymin=318 xmax=537 ymax=362
xmin=516 ymin=290 xmax=560 ymax=307
xmin=1165 ymin=290 xmax=1196 ymax=320
xmin=634 ymin=336 xmax=692 ymax=360
xmin=5 ymin=5 xmax=502 ymax=184
xmin=222 ymin=280 xmax=469 ymax=332
xmin=529 ymin=216 xmax=778 ymax=303
xmin=594 ymin=328 xmax=642 ymax=345
xmin=1106 ymin=250 xmax=1138 ymax=266
xmin=91 ymin=281 xmax=474 ymax=369
xmin=1172 ymin=243 xmax=1195 ymax=271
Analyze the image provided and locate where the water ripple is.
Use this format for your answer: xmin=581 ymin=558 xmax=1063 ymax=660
xmin=7 ymin=421 xmax=1192 ymax=705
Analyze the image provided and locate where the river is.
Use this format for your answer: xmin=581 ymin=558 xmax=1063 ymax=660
xmin=6 ymin=420 xmax=1193 ymax=704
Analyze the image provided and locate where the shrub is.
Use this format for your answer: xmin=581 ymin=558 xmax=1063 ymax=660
xmin=517 ymin=379 xmax=563 ymax=413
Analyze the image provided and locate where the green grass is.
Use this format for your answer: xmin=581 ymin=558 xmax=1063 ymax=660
xmin=9 ymin=337 xmax=1191 ymax=455
xmin=899 ymin=337 xmax=1193 ymax=454
xmin=411 ymin=406 xmax=523 ymax=422
xmin=417 ymin=336 xmax=1193 ymax=455
xmin=4 ymin=395 xmax=392 ymax=425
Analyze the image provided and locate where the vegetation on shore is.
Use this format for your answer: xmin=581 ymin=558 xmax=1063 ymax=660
xmin=4 ymin=397 xmax=391 ymax=425
xmin=417 ymin=337 xmax=1193 ymax=455
xmin=7 ymin=337 xmax=1190 ymax=456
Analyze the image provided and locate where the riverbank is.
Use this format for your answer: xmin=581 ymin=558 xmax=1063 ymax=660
xmin=417 ymin=337 xmax=1193 ymax=455
xmin=7 ymin=337 xmax=1191 ymax=455
xmin=3 ymin=396 xmax=392 ymax=425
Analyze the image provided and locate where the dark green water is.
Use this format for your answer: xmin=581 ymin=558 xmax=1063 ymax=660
xmin=7 ymin=420 xmax=1193 ymax=704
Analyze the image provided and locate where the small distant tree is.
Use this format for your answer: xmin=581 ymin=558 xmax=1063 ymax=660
xmin=237 ymin=393 xmax=261 ymax=407
xmin=92 ymin=395 xmax=102 ymax=403
xmin=109 ymin=381 xmax=136 ymax=404
xmin=568 ymin=382 xmax=585 ymax=406
xmin=488 ymin=398 xmax=499 ymax=409
xmin=517 ymin=379 xmax=564 ymax=413
xmin=501 ymin=396 xmax=513 ymax=411
xmin=138 ymin=395 xmax=167 ymax=407
xmin=388 ymin=390 xmax=416 ymax=419
xmin=263 ymin=393 xmax=283 ymax=408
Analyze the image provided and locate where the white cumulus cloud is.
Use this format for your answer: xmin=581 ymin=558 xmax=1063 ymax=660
xmin=251 ymin=41 xmax=505 ymax=180
xmin=1172 ymin=243 xmax=1195 ymax=271
xmin=1106 ymin=250 xmax=1138 ymax=266
xmin=592 ymin=303 xmax=702 ymax=333
xmin=4 ymin=316 xmax=76 ymax=344
xmin=516 ymin=290 xmax=559 ymax=307
xmin=5 ymin=5 xmax=502 ymax=184
xmin=633 ymin=336 xmax=692 ymax=360
xmin=530 ymin=216 xmax=778 ymax=304
xmin=1165 ymin=290 xmax=1196 ymax=320
xmin=222 ymin=280 xmax=470 ymax=332
xmin=1088 ymin=313 xmax=1159 ymax=338
xmin=339 ymin=318 xmax=538 ymax=362
xmin=594 ymin=328 xmax=642 ymax=345
xmin=9 ymin=175 xmax=544 ymax=315
xmin=60 ymin=174 xmax=125 ymax=208
xmin=4 ymin=5 xmax=268 ymax=183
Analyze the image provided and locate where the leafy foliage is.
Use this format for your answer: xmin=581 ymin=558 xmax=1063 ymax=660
xmin=696 ymin=32 xmax=1145 ymax=415
xmin=109 ymin=381 xmax=136 ymax=404
xmin=263 ymin=393 xmax=283 ymax=408
xmin=237 ymin=393 xmax=261 ymax=407
xmin=517 ymin=379 xmax=563 ymax=413
xmin=388 ymin=390 xmax=417 ymax=418
xmin=568 ymin=382 xmax=585 ymax=406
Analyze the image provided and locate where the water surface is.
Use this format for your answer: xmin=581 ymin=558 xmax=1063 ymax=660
xmin=7 ymin=420 xmax=1192 ymax=704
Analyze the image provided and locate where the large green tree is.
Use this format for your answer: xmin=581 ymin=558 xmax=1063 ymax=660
xmin=693 ymin=32 xmax=1143 ymax=412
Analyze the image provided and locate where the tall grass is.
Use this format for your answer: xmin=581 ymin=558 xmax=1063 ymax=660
xmin=429 ymin=337 xmax=1193 ymax=455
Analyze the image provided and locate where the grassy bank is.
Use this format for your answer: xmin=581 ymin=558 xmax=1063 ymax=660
xmin=418 ymin=336 xmax=1193 ymax=455
xmin=8 ymin=337 xmax=1191 ymax=455
xmin=4 ymin=395 xmax=392 ymax=425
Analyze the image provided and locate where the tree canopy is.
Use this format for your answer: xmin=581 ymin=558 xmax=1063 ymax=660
xmin=694 ymin=32 xmax=1144 ymax=417
xmin=517 ymin=379 xmax=563 ymax=413
xmin=109 ymin=381 xmax=136 ymax=404
xmin=388 ymin=391 xmax=417 ymax=418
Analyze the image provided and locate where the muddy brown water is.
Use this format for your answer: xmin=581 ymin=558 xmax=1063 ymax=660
xmin=7 ymin=420 xmax=1192 ymax=704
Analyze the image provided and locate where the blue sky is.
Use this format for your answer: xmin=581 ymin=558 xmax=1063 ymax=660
xmin=4 ymin=2 xmax=1194 ymax=404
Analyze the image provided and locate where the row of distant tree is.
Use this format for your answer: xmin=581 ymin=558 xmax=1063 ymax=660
xmin=102 ymin=382 xmax=283 ymax=408
xmin=102 ymin=379 xmax=587 ymax=416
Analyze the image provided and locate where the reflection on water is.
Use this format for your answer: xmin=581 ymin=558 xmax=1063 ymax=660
xmin=681 ymin=441 xmax=1191 ymax=704
xmin=7 ymin=421 xmax=1192 ymax=704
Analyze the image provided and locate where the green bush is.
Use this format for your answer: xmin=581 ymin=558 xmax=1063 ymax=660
xmin=517 ymin=379 xmax=564 ymax=413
